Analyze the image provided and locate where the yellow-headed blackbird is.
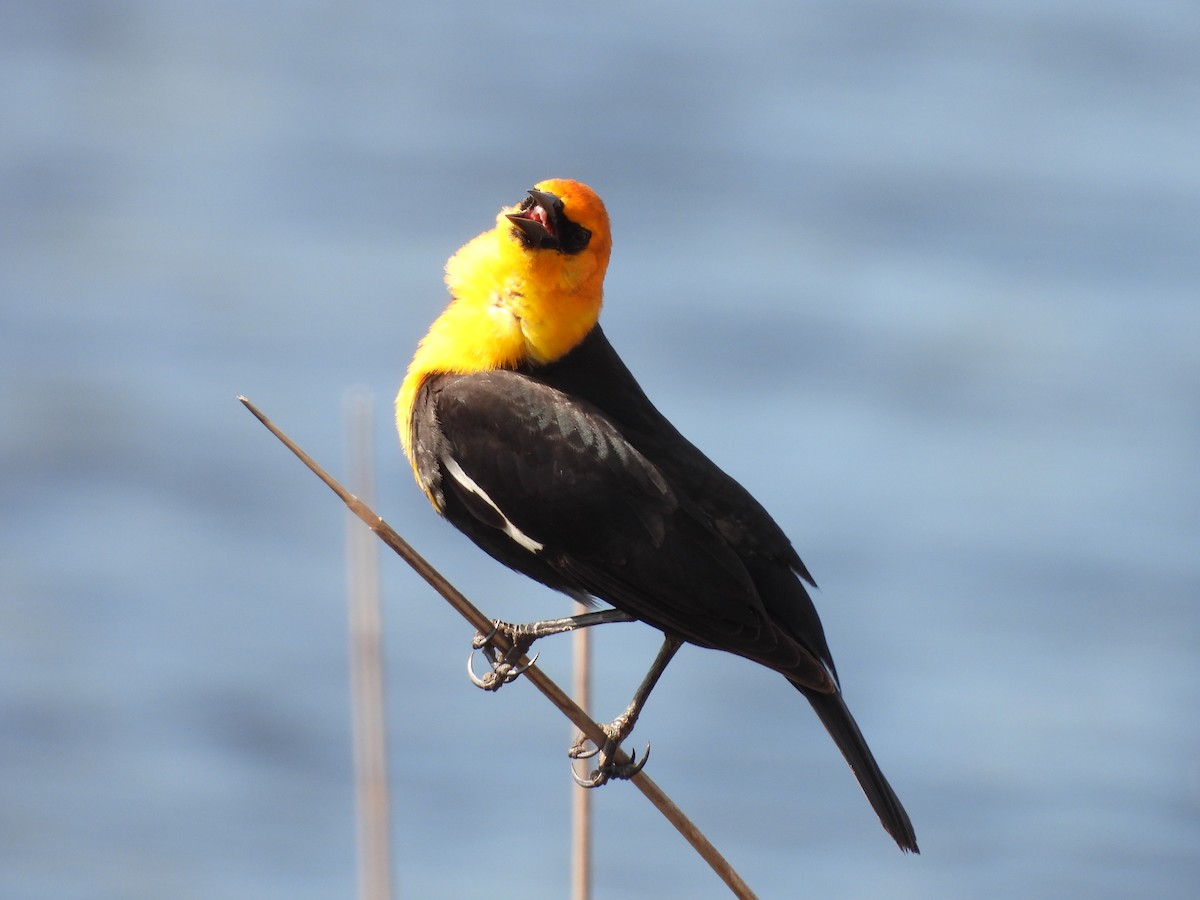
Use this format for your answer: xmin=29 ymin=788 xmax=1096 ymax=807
xmin=396 ymin=179 xmax=918 ymax=852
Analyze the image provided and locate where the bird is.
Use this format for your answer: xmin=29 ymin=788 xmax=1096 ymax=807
xmin=395 ymin=179 xmax=918 ymax=852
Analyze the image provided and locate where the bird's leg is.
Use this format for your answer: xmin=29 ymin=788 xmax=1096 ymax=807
xmin=467 ymin=608 xmax=635 ymax=691
xmin=570 ymin=635 xmax=682 ymax=787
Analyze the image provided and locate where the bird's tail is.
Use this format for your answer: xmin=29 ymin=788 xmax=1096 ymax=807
xmin=798 ymin=684 xmax=919 ymax=853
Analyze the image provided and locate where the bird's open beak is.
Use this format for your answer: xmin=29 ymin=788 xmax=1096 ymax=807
xmin=506 ymin=189 xmax=561 ymax=248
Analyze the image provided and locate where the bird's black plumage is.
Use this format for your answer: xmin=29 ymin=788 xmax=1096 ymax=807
xmin=408 ymin=325 xmax=918 ymax=851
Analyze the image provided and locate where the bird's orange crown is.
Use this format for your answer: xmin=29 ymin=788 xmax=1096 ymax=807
xmin=396 ymin=179 xmax=612 ymax=461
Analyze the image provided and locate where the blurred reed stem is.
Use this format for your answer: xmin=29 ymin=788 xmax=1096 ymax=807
xmin=344 ymin=389 xmax=394 ymax=900
xmin=571 ymin=597 xmax=592 ymax=900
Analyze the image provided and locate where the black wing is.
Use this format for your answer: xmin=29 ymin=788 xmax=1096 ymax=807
xmin=412 ymin=368 xmax=834 ymax=688
xmin=534 ymin=326 xmax=837 ymax=683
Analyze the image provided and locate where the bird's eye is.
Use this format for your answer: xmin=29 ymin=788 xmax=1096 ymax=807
xmin=560 ymin=224 xmax=591 ymax=254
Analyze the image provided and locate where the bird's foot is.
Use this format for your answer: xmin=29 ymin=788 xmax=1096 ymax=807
xmin=466 ymin=620 xmax=538 ymax=691
xmin=567 ymin=713 xmax=650 ymax=787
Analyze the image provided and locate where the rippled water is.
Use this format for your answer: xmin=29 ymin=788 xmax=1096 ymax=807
xmin=2 ymin=2 xmax=1198 ymax=897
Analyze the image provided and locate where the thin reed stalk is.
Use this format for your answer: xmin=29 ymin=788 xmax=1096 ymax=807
xmin=344 ymin=390 xmax=393 ymax=900
xmin=571 ymin=598 xmax=592 ymax=900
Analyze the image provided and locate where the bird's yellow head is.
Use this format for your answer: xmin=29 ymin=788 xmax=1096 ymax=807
xmin=413 ymin=179 xmax=612 ymax=371
xmin=397 ymin=180 xmax=612 ymax=460
xmin=438 ymin=178 xmax=611 ymax=368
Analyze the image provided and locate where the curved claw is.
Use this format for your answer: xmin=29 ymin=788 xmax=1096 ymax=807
xmin=471 ymin=621 xmax=500 ymax=651
xmin=466 ymin=647 xmax=493 ymax=689
xmin=569 ymin=741 xmax=652 ymax=788
xmin=568 ymin=738 xmax=601 ymax=761
xmin=466 ymin=643 xmax=538 ymax=691
xmin=508 ymin=650 xmax=539 ymax=679
xmin=571 ymin=759 xmax=605 ymax=789
xmin=625 ymin=742 xmax=651 ymax=776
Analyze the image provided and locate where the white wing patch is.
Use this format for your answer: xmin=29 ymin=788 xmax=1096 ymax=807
xmin=442 ymin=455 xmax=545 ymax=553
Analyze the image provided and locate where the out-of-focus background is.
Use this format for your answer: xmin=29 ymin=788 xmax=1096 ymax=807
xmin=2 ymin=2 xmax=1197 ymax=897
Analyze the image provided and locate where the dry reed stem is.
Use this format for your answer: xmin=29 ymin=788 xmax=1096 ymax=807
xmin=571 ymin=598 xmax=593 ymax=900
xmin=239 ymin=396 xmax=758 ymax=900
xmin=344 ymin=391 xmax=393 ymax=900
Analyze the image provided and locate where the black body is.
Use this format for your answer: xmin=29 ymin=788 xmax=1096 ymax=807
xmin=408 ymin=325 xmax=917 ymax=851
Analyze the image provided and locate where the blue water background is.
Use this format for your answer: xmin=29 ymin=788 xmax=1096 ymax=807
xmin=2 ymin=2 xmax=1197 ymax=897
